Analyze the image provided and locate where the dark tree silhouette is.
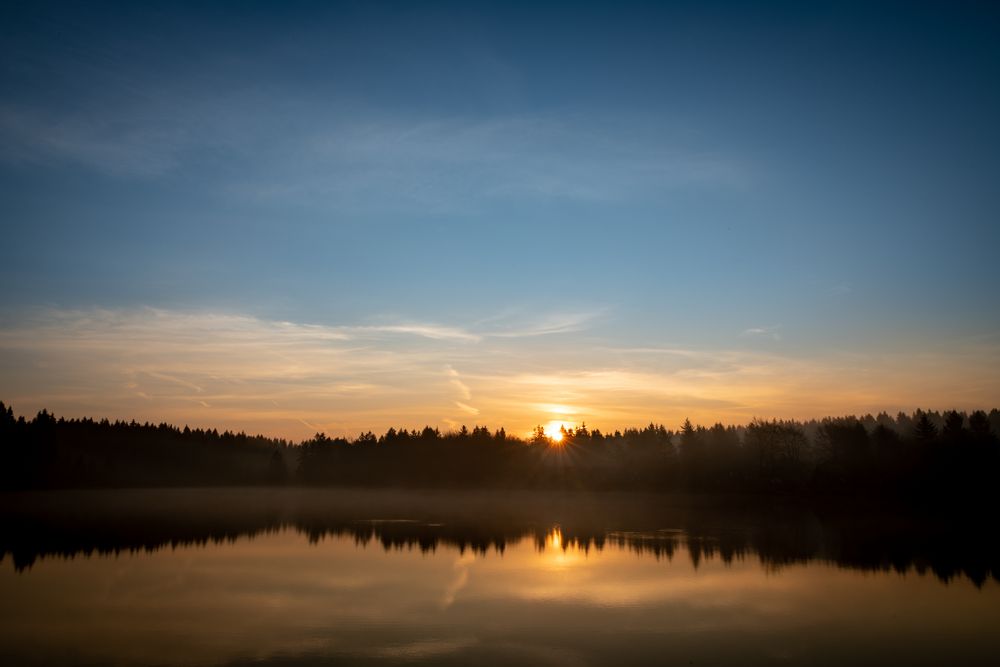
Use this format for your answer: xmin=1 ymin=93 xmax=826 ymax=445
xmin=0 ymin=401 xmax=997 ymax=501
xmin=914 ymin=409 xmax=939 ymax=441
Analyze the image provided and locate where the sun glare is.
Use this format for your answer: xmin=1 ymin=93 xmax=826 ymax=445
xmin=545 ymin=420 xmax=572 ymax=444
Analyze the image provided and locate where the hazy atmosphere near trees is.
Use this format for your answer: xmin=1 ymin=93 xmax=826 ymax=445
xmin=4 ymin=401 xmax=999 ymax=501
xmin=2 ymin=1 xmax=1000 ymax=666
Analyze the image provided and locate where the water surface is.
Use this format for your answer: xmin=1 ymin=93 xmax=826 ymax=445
xmin=1 ymin=488 xmax=998 ymax=666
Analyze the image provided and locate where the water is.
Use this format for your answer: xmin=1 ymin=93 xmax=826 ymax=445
xmin=1 ymin=488 xmax=998 ymax=666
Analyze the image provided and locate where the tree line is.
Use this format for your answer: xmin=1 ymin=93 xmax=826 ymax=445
xmin=2 ymin=401 xmax=998 ymax=500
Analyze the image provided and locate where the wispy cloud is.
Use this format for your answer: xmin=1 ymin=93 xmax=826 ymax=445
xmin=0 ymin=84 xmax=750 ymax=212
xmin=0 ymin=103 xmax=186 ymax=178
xmin=446 ymin=366 xmax=472 ymax=400
xmin=488 ymin=311 xmax=603 ymax=338
xmin=740 ymin=325 xmax=782 ymax=341
xmin=454 ymin=402 xmax=480 ymax=416
xmin=349 ymin=324 xmax=481 ymax=343
xmin=233 ymin=113 xmax=752 ymax=214
xmin=1 ymin=307 xmax=997 ymax=440
xmin=446 ymin=367 xmax=481 ymax=419
xmin=288 ymin=114 xmax=750 ymax=207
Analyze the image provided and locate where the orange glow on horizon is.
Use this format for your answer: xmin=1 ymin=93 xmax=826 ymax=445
xmin=3 ymin=307 xmax=999 ymax=442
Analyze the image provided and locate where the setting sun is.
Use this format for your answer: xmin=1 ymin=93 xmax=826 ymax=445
xmin=545 ymin=420 xmax=573 ymax=443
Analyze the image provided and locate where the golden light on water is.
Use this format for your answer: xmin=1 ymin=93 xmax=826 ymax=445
xmin=6 ymin=519 xmax=999 ymax=665
xmin=541 ymin=527 xmax=588 ymax=570
xmin=549 ymin=528 xmax=562 ymax=550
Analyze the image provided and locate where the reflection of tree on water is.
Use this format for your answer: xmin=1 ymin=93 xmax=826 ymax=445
xmin=2 ymin=489 xmax=997 ymax=586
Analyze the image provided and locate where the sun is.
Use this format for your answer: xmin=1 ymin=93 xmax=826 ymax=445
xmin=545 ymin=420 xmax=572 ymax=444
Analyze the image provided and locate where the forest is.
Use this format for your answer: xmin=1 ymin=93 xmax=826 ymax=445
xmin=2 ymin=401 xmax=998 ymax=501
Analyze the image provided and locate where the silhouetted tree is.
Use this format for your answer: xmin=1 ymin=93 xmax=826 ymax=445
xmin=914 ymin=410 xmax=939 ymax=442
xmin=745 ymin=419 xmax=809 ymax=489
xmin=268 ymin=447 xmax=288 ymax=484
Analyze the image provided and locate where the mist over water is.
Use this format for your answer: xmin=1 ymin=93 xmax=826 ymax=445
xmin=2 ymin=488 xmax=998 ymax=666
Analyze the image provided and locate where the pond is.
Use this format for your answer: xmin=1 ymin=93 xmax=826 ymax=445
xmin=1 ymin=488 xmax=998 ymax=666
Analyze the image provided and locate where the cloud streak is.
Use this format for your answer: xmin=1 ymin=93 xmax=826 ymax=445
xmin=1 ymin=307 xmax=997 ymax=440
xmin=349 ymin=324 xmax=481 ymax=343
xmin=0 ymin=86 xmax=750 ymax=213
xmin=446 ymin=366 xmax=473 ymax=400
xmin=740 ymin=326 xmax=782 ymax=341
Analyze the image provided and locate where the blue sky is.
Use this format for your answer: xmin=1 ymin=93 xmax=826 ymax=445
xmin=1 ymin=1 xmax=998 ymax=437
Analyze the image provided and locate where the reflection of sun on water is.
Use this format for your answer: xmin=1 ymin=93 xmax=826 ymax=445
xmin=543 ymin=527 xmax=584 ymax=569
xmin=549 ymin=528 xmax=562 ymax=550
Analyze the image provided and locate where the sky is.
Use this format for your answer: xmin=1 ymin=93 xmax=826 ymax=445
xmin=1 ymin=1 xmax=998 ymax=439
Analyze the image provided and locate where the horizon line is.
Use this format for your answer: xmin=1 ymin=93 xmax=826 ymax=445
xmin=4 ymin=400 xmax=996 ymax=446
